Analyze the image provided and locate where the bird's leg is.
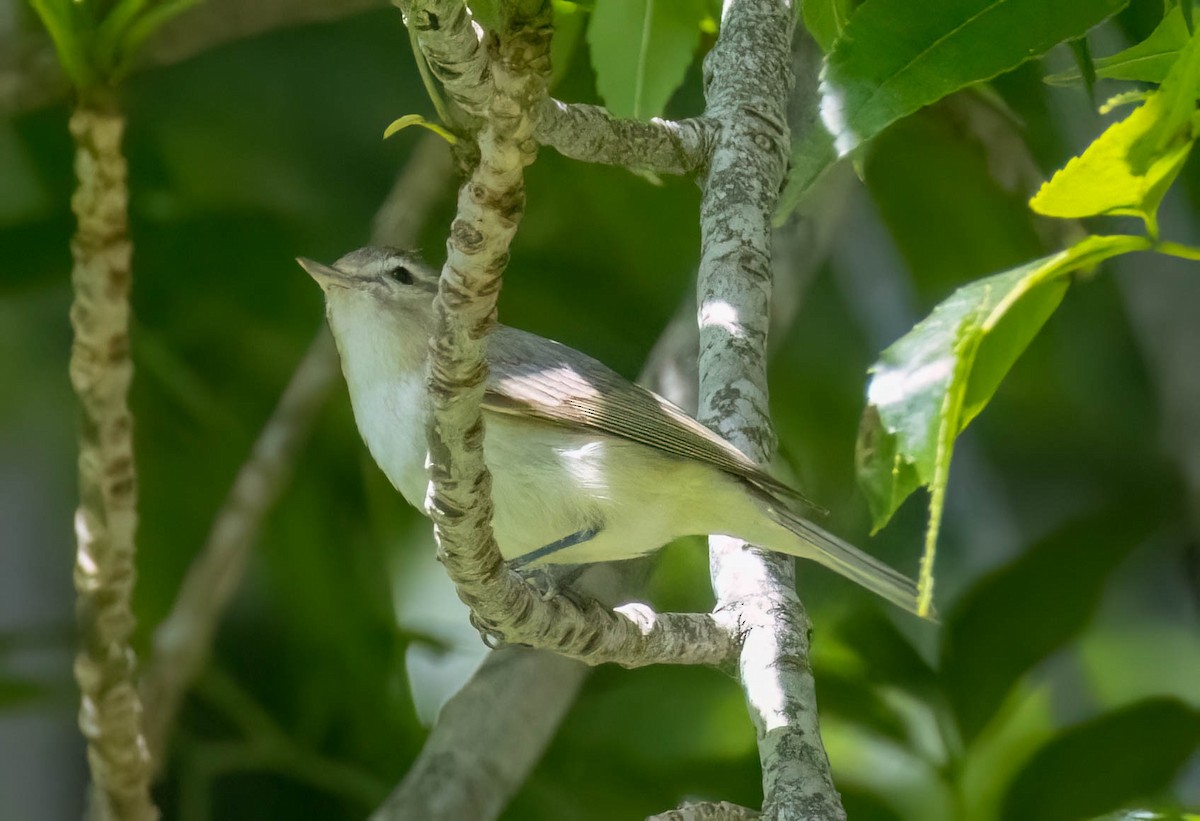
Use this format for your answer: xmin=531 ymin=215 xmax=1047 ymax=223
xmin=509 ymin=525 xmax=602 ymax=601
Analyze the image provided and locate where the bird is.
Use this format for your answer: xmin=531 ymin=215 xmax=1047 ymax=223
xmin=298 ymin=246 xmax=924 ymax=615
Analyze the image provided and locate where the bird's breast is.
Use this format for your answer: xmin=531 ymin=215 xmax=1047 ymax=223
xmin=348 ymin=374 xmax=432 ymax=509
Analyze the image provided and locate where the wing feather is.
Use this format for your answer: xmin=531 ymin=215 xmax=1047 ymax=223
xmin=483 ymin=326 xmax=820 ymax=511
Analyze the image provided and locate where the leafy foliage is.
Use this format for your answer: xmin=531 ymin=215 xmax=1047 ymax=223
xmin=856 ymin=14 xmax=1200 ymax=613
xmin=857 ymin=234 xmax=1150 ymax=611
xmin=587 ymin=0 xmax=706 ymax=120
xmin=1002 ymin=699 xmax=1200 ymax=821
xmin=29 ymin=0 xmax=200 ymax=94
xmin=778 ymin=0 xmax=1128 ymax=218
xmin=940 ymin=505 xmax=1161 ymax=743
xmin=6 ymin=1 xmax=1200 ymax=819
xmin=1048 ymin=4 xmax=1194 ymax=86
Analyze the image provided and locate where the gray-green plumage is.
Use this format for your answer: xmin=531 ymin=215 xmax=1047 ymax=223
xmin=299 ymin=247 xmax=927 ymax=617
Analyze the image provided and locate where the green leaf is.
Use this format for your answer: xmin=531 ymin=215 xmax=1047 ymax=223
xmin=587 ymin=0 xmax=705 ymax=120
xmin=777 ymin=0 xmax=1127 ymax=223
xmin=111 ymin=0 xmax=203 ymax=78
xmin=1001 ymin=699 xmax=1200 ymax=821
xmin=1099 ymin=89 xmax=1153 ymax=115
xmin=1046 ymin=5 xmax=1191 ymax=86
xmin=28 ymin=0 xmax=95 ymax=90
xmin=94 ymin=0 xmax=151 ymax=74
xmin=857 ymin=235 xmax=1149 ymax=534
xmin=382 ymin=114 xmax=458 ymax=145
xmin=819 ymin=0 xmax=1126 ymax=160
xmin=940 ymin=505 xmax=1160 ymax=744
xmin=1129 ymin=25 xmax=1200 ymax=173
xmin=773 ymin=125 xmax=838 ymax=225
xmin=803 ymin=0 xmax=853 ymax=53
xmin=1030 ymin=47 xmax=1200 ymax=237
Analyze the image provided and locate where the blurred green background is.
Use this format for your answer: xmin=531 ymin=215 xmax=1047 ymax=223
xmin=2 ymin=1 xmax=1199 ymax=819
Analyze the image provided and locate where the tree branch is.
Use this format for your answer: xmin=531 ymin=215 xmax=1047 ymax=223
xmin=648 ymin=801 xmax=762 ymax=821
xmin=375 ymin=132 xmax=855 ymax=821
xmin=396 ymin=0 xmax=739 ymax=670
xmin=68 ymin=105 xmax=158 ymax=821
xmin=697 ymin=7 xmax=845 ymax=820
xmin=139 ymin=133 xmax=452 ymax=771
xmin=396 ymin=0 xmax=492 ymax=122
xmin=536 ymin=99 xmax=714 ymax=175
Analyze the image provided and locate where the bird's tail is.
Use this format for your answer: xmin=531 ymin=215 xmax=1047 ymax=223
xmin=767 ymin=506 xmax=930 ymax=619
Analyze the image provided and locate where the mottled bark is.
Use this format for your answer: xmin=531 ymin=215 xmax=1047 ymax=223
xmin=697 ymin=4 xmax=845 ymax=818
xmin=68 ymin=107 xmax=157 ymax=821
xmin=648 ymin=801 xmax=762 ymax=821
xmin=537 ymin=99 xmax=714 ymax=175
xmin=396 ymin=0 xmax=738 ymax=669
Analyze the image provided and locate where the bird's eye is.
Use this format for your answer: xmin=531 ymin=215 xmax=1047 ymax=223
xmin=386 ymin=264 xmax=414 ymax=285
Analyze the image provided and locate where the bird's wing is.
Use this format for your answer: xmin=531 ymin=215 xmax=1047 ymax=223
xmin=483 ymin=326 xmax=820 ymax=511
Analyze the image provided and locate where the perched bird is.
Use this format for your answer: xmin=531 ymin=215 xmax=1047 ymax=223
xmin=299 ymin=247 xmax=923 ymax=615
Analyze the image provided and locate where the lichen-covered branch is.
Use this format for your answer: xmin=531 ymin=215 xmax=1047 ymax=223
xmin=536 ymin=99 xmax=714 ymax=175
xmin=405 ymin=0 xmax=740 ymax=671
xmin=697 ymin=4 xmax=845 ymax=819
xmin=372 ymin=227 xmax=842 ymax=816
xmin=139 ymin=134 xmax=452 ymax=770
xmin=648 ymin=801 xmax=762 ymax=821
xmin=68 ymin=106 xmax=158 ymax=821
xmin=395 ymin=0 xmax=492 ymax=122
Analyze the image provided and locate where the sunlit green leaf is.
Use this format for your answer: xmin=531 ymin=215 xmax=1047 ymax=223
xmin=777 ymin=0 xmax=1126 ymax=222
xmin=940 ymin=505 xmax=1160 ymax=744
xmin=1046 ymin=5 xmax=1191 ymax=86
xmin=383 ymin=114 xmax=458 ymax=145
xmin=1001 ymin=699 xmax=1200 ymax=821
xmin=819 ymin=0 xmax=1126 ymax=162
xmin=857 ymin=235 xmax=1148 ymax=533
xmin=1129 ymin=26 xmax=1200 ymax=173
xmin=1099 ymin=90 xmax=1153 ymax=115
xmin=587 ymin=0 xmax=705 ymax=120
xmin=1030 ymin=50 xmax=1200 ymax=237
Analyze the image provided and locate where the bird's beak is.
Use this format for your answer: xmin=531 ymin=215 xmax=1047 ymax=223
xmin=296 ymin=257 xmax=353 ymax=289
